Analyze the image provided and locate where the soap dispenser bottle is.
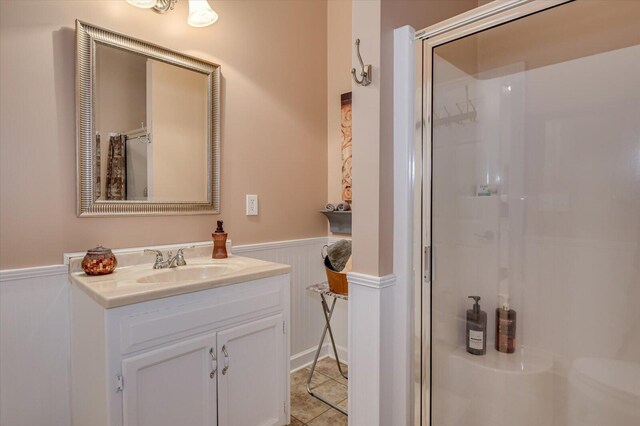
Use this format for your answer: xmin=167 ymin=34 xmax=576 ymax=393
xmin=495 ymin=294 xmax=516 ymax=353
xmin=212 ymin=220 xmax=228 ymax=259
xmin=466 ymin=296 xmax=487 ymax=355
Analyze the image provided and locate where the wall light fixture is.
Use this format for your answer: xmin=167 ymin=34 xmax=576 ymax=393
xmin=126 ymin=0 xmax=218 ymax=27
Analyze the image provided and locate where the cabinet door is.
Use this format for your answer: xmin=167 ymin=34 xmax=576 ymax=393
xmin=122 ymin=333 xmax=218 ymax=426
xmin=217 ymin=314 xmax=286 ymax=426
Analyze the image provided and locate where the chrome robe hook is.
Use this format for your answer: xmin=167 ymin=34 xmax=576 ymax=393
xmin=351 ymin=39 xmax=372 ymax=86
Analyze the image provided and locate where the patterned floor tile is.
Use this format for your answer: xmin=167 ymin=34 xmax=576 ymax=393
xmin=313 ymin=357 xmax=348 ymax=381
xmin=337 ymin=398 xmax=348 ymax=411
xmin=307 ymin=408 xmax=348 ymax=426
xmin=290 ymin=358 xmax=348 ymax=424
xmin=290 ymin=386 xmax=330 ymax=423
xmin=309 ymin=379 xmax=347 ymax=405
xmin=291 ymin=367 xmax=332 ymax=390
xmin=288 ymin=416 xmax=305 ymax=426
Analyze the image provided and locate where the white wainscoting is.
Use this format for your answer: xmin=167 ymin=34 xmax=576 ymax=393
xmin=235 ymin=237 xmax=348 ymax=369
xmin=0 ymin=237 xmax=348 ymax=426
xmin=347 ymin=272 xmax=396 ymax=425
xmin=0 ymin=265 xmax=71 ymax=426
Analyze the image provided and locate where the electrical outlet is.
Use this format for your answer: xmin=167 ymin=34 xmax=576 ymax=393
xmin=246 ymin=195 xmax=258 ymax=216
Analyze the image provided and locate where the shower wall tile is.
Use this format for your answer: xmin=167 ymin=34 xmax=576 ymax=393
xmin=431 ymin=43 xmax=640 ymax=426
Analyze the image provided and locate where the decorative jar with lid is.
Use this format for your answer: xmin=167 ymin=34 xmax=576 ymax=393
xmin=81 ymin=246 xmax=117 ymax=275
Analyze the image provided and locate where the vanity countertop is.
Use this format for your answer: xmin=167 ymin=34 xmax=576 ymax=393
xmin=70 ymin=255 xmax=291 ymax=309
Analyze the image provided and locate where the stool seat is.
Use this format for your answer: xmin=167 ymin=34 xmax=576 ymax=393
xmin=306 ymin=282 xmax=349 ymax=301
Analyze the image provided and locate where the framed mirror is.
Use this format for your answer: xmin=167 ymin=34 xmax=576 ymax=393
xmin=76 ymin=21 xmax=220 ymax=216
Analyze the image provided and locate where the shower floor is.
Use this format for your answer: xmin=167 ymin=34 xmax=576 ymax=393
xmin=288 ymin=357 xmax=348 ymax=425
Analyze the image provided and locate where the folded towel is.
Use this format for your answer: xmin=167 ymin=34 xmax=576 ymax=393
xmin=342 ymin=255 xmax=353 ymax=273
xmin=327 ymin=240 xmax=352 ymax=272
xmin=325 ymin=203 xmax=336 ymax=212
xmin=336 ymin=202 xmax=351 ymax=212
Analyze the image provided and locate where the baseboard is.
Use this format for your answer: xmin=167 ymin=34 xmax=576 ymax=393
xmin=290 ymin=343 xmax=349 ymax=373
xmin=290 ymin=344 xmax=329 ymax=372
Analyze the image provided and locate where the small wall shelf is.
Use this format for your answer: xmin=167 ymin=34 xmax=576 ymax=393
xmin=320 ymin=211 xmax=352 ymax=235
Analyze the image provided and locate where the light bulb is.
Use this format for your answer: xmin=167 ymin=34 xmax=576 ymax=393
xmin=127 ymin=0 xmax=157 ymax=9
xmin=188 ymin=0 xmax=218 ymax=27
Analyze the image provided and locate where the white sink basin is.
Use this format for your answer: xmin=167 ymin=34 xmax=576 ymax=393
xmin=137 ymin=264 xmax=243 ymax=284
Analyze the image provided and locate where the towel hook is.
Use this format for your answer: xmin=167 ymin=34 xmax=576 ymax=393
xmin=351 ymin=39 xmax=372 ymax=86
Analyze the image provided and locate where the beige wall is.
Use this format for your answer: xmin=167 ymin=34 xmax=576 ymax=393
xmin=0 ymin=0 xmax=328 ymax=269
xmin=149 ymin=60 xmax=208 ymax=202
xmin=351 ymin=0 xmax=382 ymax=276
xmin=476 ymin=0 xmax=640 ymax=78
xmin=327 ymin=0 xmax=352 ymax=208
xmin=351 ymin=0 xmax=478 ymax=276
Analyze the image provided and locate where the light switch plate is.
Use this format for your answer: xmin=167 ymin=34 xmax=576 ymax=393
xmin=246 ymin=195 xmax=258 ymax=216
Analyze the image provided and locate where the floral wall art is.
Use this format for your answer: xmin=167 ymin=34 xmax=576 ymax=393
xmin=340 ymin=92 xmax=352 ymax=202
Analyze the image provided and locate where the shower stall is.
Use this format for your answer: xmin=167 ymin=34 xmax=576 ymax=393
xmin=416 ymin=1 xmax=640 ymax=425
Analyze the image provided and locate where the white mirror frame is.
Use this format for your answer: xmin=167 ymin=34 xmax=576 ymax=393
xmin=75 ymin=20 xmax=220 ymax=216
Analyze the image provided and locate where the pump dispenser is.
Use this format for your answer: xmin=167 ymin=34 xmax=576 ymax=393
xmin=212 ymin=220 xmax=228 ymax=259
xmin=495 ymin=294 xmax=516 ymax=353
xmin=466 ymin=296 xmax=487 ymax=355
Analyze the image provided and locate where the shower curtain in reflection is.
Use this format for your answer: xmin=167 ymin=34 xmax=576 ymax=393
xmin=106 ymin=134 xmax=126 ymax=200
xmin=95 ymin=133 xmax=101 ymax=199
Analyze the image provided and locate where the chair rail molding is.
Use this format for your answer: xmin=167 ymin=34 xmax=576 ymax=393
xmin=347 ymin=272 xmax=396 ymax=289
xmin=0 ymin=264 xmax=69 ymax=282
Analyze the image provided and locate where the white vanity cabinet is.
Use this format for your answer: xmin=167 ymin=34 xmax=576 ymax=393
xmin=71 ymin=272 xmax=290 ymax=426
xmin=121 ymin=333 xmax=218 ymax=426
xmin=216 ymin=314 xmax=286 ymax=426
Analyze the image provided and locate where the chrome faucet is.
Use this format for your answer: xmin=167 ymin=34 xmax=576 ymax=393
xmin=144 ymin=246 xmax=195 ymax=269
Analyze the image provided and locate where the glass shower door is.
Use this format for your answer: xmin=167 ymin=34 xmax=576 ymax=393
xmin=426 ymin=1 xmax=640 ymax=425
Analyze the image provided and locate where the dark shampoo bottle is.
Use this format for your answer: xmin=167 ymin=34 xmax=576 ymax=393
xmin=466 ymin=296 xmax=487 ymax=355
xmin=495 ymin=295 xmax=516 ymax=353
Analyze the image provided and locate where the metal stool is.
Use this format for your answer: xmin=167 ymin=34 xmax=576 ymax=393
xmin=305 ymin=282 xmax=348 ymax=415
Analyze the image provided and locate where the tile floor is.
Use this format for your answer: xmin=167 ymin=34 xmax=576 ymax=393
xmin=289 ymin=357 xmax=348 ymax=425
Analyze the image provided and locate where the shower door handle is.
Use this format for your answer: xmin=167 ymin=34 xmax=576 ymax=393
xmin=423 ymin=246 xmax=431 ymax=283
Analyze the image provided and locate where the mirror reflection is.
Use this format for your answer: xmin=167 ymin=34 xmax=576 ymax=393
xmin=94 ymin=43 xmax=209 ymax=203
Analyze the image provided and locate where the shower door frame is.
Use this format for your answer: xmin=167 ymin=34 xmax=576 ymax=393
xmin=413 ymin=1 xmax=573 ymax=425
